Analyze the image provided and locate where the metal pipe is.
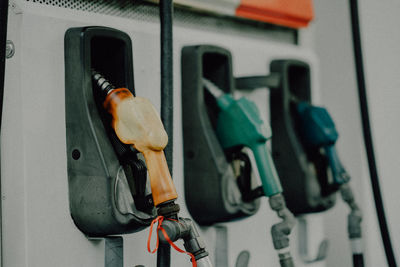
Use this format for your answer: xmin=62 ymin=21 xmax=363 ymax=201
xmin=269 ymin=194 xmax=296 ymax=267
xmin=158 ymin=218 xmax=213 ymax=267
xmin=340 ymin=184 xmax=364 ymax=267
xmin=196 ymin=256 xmax=213 ymax=267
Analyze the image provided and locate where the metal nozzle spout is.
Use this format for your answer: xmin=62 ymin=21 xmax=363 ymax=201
xmin=91 ymin=70 xmax=115 ymax=95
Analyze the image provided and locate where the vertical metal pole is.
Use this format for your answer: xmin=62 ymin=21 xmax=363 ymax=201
xmin=158 ymin=1 xmax=173 ymax=266
xmin=105 ymin=237 xmax=123 ymax=267
xmin=215 ymin=226 xmax=228 ymax=267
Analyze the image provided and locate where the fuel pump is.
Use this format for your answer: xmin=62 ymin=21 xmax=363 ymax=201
xmin=182 ymin=45 xmax=260 ymax=226
xmin=237 ymin=60 xmax=338 ymax=217
xmin=237 ymin=60 xmax=364 ymax=265
xmin=65 ymin=26 xmax=212 ymax=267
xmin=181 ymin=45 xmax=295 ymax=267
xmin=295 ymin=102 xmax=364 ymax=267
xmin=65 ymin=26 xmax=155 ymax=236
xmin=92 ymin=71 xmax=213 ymax=267
xmin=204 ymin=78 xmax=296 ymax=267
xmin=268 ymin=60 xmax=337 ymax=215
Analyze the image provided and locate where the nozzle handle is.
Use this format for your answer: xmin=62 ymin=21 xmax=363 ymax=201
xmin=324 ymin=145 xmax=350 ymax=185
xmin=142 ymin=150 xmax=178 ymax=206
xmin=103 ymin=87 xmax=178 ymax=207
xmin=251 ymin=143 xmax=283 ymax=197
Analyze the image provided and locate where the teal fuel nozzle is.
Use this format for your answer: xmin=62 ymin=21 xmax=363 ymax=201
xmin=203 ymin=79 xmax=282 ymax=197
xmin=204 ymin=79 xmax=295 ymax=267
xmin=296 ymin=102 xmax=350 ymax=187
xmin=296 ymin=104 xmax=363 ymax=267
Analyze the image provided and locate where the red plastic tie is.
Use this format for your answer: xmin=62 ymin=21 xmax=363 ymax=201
xmin=147 ymin=216 xmax=197 ymax=267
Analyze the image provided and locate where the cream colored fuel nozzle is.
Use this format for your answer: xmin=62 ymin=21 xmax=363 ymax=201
xmin=92 ymin=71 xmax=178 ymax=207
xmin=93 ymin=71 xmax=213 ymax=267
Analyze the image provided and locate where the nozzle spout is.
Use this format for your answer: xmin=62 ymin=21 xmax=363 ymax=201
xmin=202 ymin=78 xmax=224 ymax=99
xmin=92 ymin=70 xmax=115 ymax=95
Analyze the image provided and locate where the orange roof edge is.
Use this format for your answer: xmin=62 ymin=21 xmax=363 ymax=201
xmin=236 ymin=0 xmax=314 ymax=29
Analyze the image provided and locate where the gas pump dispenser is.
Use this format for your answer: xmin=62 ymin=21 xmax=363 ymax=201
xmin=65 ymin=26 xmax=213 ymax=267
xmin=65 ymin=27 xmax=155 ymax=236
xmin=237 ymin=60 xmax=364 ymax=266
xmin=295 ymin=102 xmax=364 ymax=267
xmin=182 ymin=45 xmax=260 ymax=226
xmin=182 ymin=45 xmax=295 ymax=267
xmin=269 ymin=60 xmax=338 ymax=214
xmin=269 ymin=62 xmax=364 ymax=267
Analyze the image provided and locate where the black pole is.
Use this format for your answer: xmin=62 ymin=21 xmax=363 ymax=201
xmin=160 ymin=0 xmax=173 ymax=174
xmin=157 ymin=243 xmax=171 ymax=267
xmin=0 ymin=1 xmax=9 ymax=266
xmin=353 ymin=254 xmax=365 ymax=267
xmin=349 ymin=1 xmax=397 ymax=266
xmin=158 ymin=1 xmax=173 ymax=267
xmin=0 ymin=0 xmax=9 ymax=129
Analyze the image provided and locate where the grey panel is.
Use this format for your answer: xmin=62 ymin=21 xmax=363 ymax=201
xmin=24 ymin=0 xmax=297 ymax=44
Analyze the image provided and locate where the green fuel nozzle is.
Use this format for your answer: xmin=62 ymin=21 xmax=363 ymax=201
xmin=204 ymin=79 xmax=294 ymax=267
xmin=203 ymin=79 xmax=282 ymax=197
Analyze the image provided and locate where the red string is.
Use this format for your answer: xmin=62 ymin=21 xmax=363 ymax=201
xmin=147 ymin=216 xmax=163 ymax=254
xmin=147 ymin=216 xmax=197 ymax=267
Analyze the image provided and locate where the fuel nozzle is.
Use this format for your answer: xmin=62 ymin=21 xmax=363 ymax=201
xmin=204 ymin=79 xmax=295 ymax=267
xmin=93 ymin=72 xmax=213 ymax=267
xmin=296 ymin=102 xmax=350 ymax=189
xmin=203 ymin=78 xmax=282 ymax=197
xmin=92 ymin=71 xmax=178 ymax=208
xmin=295 ymin=102 xmax=364 ymax=266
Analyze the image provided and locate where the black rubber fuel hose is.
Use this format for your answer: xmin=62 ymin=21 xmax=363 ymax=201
xmin=158 ymin=1 xmax=174 ymax=267
xmin=0 ymin=1 xmax=9 ymax=266
xmin=349 ymin=0 xmax=397 ymax=266
xmin=160 ymin=0 xmax=174 ymax=174
xmin=157 ymin=242 xmax=171 ymax=267
xmin=0 ymin=0 xmax=9 ymax=128
xmin=353 ymin=254 xmax=365 ymax=267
